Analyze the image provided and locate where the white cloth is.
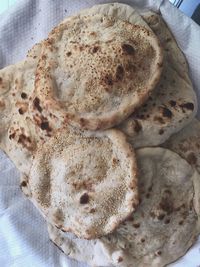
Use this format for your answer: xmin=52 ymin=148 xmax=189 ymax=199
xmin=0 ymin=1 xmax=200 ymax=266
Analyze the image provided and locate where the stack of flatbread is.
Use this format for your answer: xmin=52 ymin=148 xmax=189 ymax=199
xmin=0 ymin=3 xmax=200 ymax=266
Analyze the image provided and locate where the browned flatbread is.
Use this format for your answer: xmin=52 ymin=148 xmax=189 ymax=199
xmin=27 ymin=128 xmax=138 ymax=239
xmin=47 ymin=147 xmax=200 ymax=267
xmin=163 ymin=118 xmax=200 ymax=173
xmin=33 ymin=4 xmax=163 ymax=130
xmin=0 ymin=4 xmax=164 ymax=179
xmin=0 ymin=4 xmax=198 ymax=267
xmin=118 ymin=12 xmax=197 ymax=148
xmin=0 ymin=44 xmax=41 ymax=175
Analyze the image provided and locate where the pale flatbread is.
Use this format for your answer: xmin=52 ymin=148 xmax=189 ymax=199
xmin=163 ymin=118 xmax=200 ymax=173
xmin=77 ymin=3 xmax=151 ymax=28
xmin=28 ymin=128 xmax=138 ymax=239
xmin=118 ymin=12 xmax=197 ymax=148
xmin=141 ymin=11 xmax=190 ymax=83
xmin=47 ymin=148 xmax=200 ymax=267
xmin=33 ymin=3 xmax=163 ymax=130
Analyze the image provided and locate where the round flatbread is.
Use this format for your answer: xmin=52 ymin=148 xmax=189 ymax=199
xmin=163 ymin=118 xmax=200 ymax=173
xmin=47 ymin=147 xmax=200 ymax=267
xmin=118 ymin=12 xmax=197 ymax=148
xmin=28 ymin=128 xmax=138 ymax=239
xmin=0 ymin=4 xmax=162 ymax=177
xmin=0 ymin=4 xmax=160 ymax=185
xmin=33 ymin=5 xmax=163 ymax=130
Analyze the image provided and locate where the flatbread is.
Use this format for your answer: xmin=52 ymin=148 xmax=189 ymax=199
xmin=118 ymin=12 xmax=197 ymax=148
xmin=0 ymin=4 xmax=162 ymax=176
xmin=163 ymin=118 xmax=200 ymax=173
xmin=0 ymin=63 xmax=17 ymax=139
xmin=33 ymin=3 xmax=163 ymax=130
xmin=141 ymin=11 xmax=190 ymax=83
xmin=47 ymin=147 xmax=200 ymax=267
xmin=0 ymin=43 xmax=43 ymax=176
xmin=77 ymin=3 xmax=151 ymax=28
xmin=0 ymin=42 xmax=65 ymax=177
xmin=0 ymin=3 xmax=163 ymax=177
xmin=28 ymin=128 xmax=138 ymax=239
